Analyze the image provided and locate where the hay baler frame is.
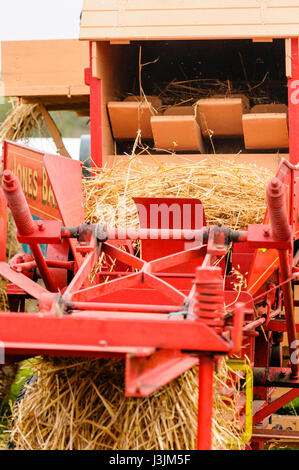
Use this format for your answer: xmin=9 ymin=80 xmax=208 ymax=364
xmin=1 ymin=39 xmax=299 ymax=450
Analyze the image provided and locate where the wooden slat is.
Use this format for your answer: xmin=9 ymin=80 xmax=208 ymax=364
xmin=3 ymin=86 xmax=89 ymax=97
xmin=81 ymin=10 xmax=262 ymax=27
xmin=39 ymin=104 xmax=71 ymax=158
xmin=80 ymin=0 xmax=299 ymax=40
xmin=84 ymin=0 xmax=299 ymax=11
xmin=266 ymin=7 xmax=299 ymax=23
xmin=81 ymin=25 xmax=299 ymax=41
xmin=103 ymin=153 xmax=288 ymax=172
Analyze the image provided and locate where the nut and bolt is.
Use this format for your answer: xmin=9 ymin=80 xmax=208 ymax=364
xmin=37 ymin=221 xmax=45 ymax=231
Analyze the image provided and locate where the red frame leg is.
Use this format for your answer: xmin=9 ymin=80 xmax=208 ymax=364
xmin=197 ymin=355 xmax=215 ymax=450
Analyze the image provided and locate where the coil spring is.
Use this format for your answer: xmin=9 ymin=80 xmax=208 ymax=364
xmin=193 ymin=266 xmax=224 ymax=321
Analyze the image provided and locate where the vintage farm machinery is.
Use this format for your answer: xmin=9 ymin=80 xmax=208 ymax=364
xmin=1 ymin=3 xmax=299 ymax=446
xmin=1 ymin=143 xmax=299 ymax=449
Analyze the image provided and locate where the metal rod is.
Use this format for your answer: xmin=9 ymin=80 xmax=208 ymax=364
xmin=96 ymin=271 xmax=195 ymax=279
xmin=66 ymin=301 xmax=183 ymax=314
xmin=279 ymin=250 xmax=299 ymax=378
xmin=243 ymin=308 xmax=281 ymax=332
xmin=11 ymin=259 xmax=75 ymax=272
xmin=30 ymin=244 xmax=56 ymax=291
xmin=197 ymin=356 xmax=214 ymax=450
xmin=105 ymin=227 xmax=248 ymax=242
xmin=253 ymin=388 xmax=299 ymax=424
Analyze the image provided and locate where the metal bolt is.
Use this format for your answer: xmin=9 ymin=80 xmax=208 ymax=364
xmin=263 ymin=227 xmax=270 ymax=237
xmin=37 ymin=221 xmax=45 ymax=231
xmin=2 ymin=170 xmax=15 ymax=187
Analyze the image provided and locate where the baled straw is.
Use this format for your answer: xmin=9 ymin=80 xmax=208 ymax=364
xmin=83 ymin=158 xmax=273 ymax=230
xmin=9 ymin=356 xmax=246 ymax=450
xmin=0 ymin=100 xmax=46 ymax=142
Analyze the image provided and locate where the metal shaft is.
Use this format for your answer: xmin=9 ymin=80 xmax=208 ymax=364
xmin=2 ymin=170 xmax=56 ymax=292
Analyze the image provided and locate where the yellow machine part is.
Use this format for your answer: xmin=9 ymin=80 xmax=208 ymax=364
xmin=226 ymin=358 xmax=253 ymax=444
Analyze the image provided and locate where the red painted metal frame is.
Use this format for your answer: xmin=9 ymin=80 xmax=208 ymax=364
xmin=197 ymin=356 xmax=215 ymax=450
xmin=0 ymin=165 xmax=251 ymax=450
xmin=0 ymin=189 xmax=7 ymax=262
xmin=250 ymin=38 xmax=299 ymax=447
xmin=2 ymin=157 xmax=299 ymax=449
xmin=125 ymin=350 xmax=199 ymax=396
xmin=288 ymin=38 xmax=299 ymax=165
xmin=85 ymin=41 xmax=102 ymax=168
xmin=2 ymin=165 xmax=299 ymax=448
xmin=253 ymin=388 xmax=299 ymax=425
xmin=1 ymin=37 xmax=299 ymax=451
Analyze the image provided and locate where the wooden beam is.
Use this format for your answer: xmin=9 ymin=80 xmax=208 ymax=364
xmin=39 ymin=104 xmax=71 ymax=158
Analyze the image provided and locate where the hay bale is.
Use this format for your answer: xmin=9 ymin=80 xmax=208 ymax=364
xmin=83 ymin=157 xmax=273 ymax=230
xmin=0 ymin=101 xmax=46 ymax=142
xmin=9 ymin=357 xmax=245 ymax=450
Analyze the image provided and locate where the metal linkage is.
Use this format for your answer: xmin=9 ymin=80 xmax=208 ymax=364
xmin=61 ymin=223 xmax=248 ymax=244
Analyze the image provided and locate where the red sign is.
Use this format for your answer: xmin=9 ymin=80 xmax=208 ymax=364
xmin=3 ymin=140 xmax=61 ymax=221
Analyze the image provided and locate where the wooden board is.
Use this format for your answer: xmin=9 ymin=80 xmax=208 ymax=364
xmin=104 ymin=153 xmax=288 ymax=172
xmin=1 ymin=39 xmax=90 ymax=98
xmin=92 ymin=41 xmax=137 ymax=156
xmin=80 ymin=0 xmax=299 ymax=41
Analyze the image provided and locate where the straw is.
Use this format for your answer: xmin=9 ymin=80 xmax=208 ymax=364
xmin=83 ymin=158 xmax=273 ymax=231
xmin=156 ymin=75 xmax=273 ymax=110
xmin=9 ymin=356 xmax=246 ymax=450
xmin=0 ymin=100 xmax=47 ymax=142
